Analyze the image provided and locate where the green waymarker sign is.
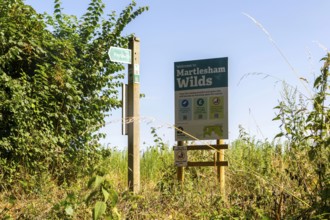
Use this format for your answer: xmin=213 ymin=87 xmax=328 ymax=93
xmin=108 ymin=47 xmax=132 ymax=64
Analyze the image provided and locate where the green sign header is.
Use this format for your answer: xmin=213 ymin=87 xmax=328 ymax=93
xmin=174 ymin=57 xmax=228 ymax=91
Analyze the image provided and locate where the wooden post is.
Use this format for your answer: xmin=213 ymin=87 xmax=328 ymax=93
xmin=127 ymin=36 xmax=140 ymax=193
xmin=217 ymin=139 xmax=225 ymax=197
xmin=177 ymin=141 xmax=185 ymax=183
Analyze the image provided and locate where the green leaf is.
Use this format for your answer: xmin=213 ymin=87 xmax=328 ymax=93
xmin=308 ymin=149 xmax=316 ymax=161
xmin=285 ymin=126 xmax=292 ymax=134
xmin=110 ymin=189 xmax=118 ymax=207
xmin=86 ymin=190 xmax=98 ymax=204
xmin=274 ymin=132 xmax=284 ymax=139
xmin=102 ymin=187 xmax=110 ymax=202
xmin=272 ymin=115 xmax=281 ymax=121
xmin=112 ymin=207 xmax=121 ymax=219
xmin=88 ymin=175 xmax=104 ymax=189
xmin=65 ymin=205 xmax=74 ymax=216
xmin=93 ymin=201 xmax=106 ymax=220
xmin=65 ymin=82 xmax=72 ymax=89
xmin=314 ymin=75 xmax=322 ymax=88
xmin=54 ymin=2 xmax=61 ymax=9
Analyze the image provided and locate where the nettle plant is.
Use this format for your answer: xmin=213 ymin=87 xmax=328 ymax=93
xmin=273 ymin=53 xmax=330 ymax=216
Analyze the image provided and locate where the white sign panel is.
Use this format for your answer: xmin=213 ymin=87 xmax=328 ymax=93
xmin=174 ymin=58 xmax=228 ymax=141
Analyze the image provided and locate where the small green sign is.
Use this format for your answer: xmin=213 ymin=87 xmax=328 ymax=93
xmin=108 ymin=47 xmax=131 ymax=64
xmin=134 ymin=64 xmax=140 ymax=83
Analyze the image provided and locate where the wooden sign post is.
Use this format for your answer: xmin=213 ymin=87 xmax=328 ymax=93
xmin=127 ymin=36 xmax=140 ymax=193
xmin=217 ymin=139 xmax=225 ymax=195
xmin=109 ymin=36 xmax=141 ymax=193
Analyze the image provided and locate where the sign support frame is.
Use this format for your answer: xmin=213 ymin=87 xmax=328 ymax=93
xmin=174 ymin=140 xmax=228 ymax=197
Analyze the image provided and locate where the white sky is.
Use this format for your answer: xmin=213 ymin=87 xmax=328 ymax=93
xmin=25 ymin=0 xmax=330 ymax=150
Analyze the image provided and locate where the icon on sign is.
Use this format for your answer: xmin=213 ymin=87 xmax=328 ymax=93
xmin=177 ymin=150 xmax=185 ymax=159
xmin=213 ymin=97 xmax=220 ymax=105
xmin=181 ymin=99 xmax=189 ymax=107
xmin=197 ymin=98 xmax=204 ymax=106
xmin=177 ymin=126 xmax=184 ymax=134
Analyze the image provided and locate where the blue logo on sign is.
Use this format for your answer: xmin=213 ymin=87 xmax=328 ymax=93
xmin=181 ymin=99 xmax=189 ymax=107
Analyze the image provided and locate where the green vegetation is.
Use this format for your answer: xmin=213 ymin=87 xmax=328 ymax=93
xmin=0 ymin=0 xmax=148 ymax=188
xmin=1 ymin=0 xmax=329 ymax=219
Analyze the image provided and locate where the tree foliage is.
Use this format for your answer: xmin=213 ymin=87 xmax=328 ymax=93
xmin=0 ymin=0 xmax=148 ymax=187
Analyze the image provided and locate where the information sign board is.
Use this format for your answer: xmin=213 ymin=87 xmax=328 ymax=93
xmin=174 ymin=57 xmax=228 ymax=141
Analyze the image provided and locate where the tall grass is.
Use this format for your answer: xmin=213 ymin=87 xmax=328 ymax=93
xmin=1 ymin=134 xmax=328 ymax=219
xmin=141 ymin=145 xmax=173 ymax=184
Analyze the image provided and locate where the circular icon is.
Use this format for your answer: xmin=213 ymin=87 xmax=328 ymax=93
xmin=197 ymin=98 xmax=204 ymax=106
xmin=177 ymin=126 xmax=184 ymax=134
xmin=177 ymin=150 xmax=185 ymax=159
xmin=213 ymin=97 xmax=220 ymax=105
xmin=181 ymin=99 xmax=189 ymax=107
